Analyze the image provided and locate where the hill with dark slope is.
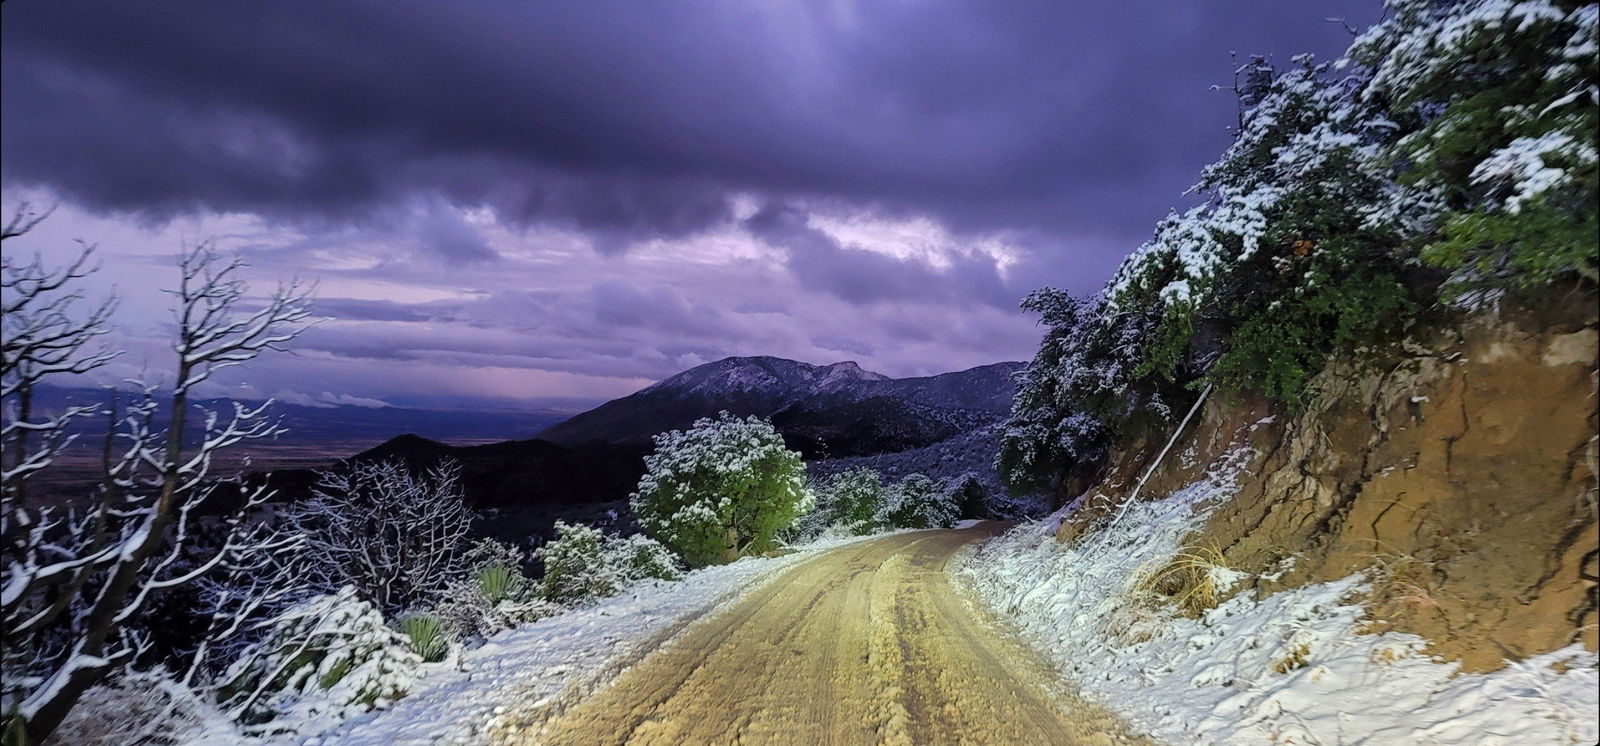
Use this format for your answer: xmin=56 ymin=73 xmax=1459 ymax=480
xmin=239 ymin=358 xmax=1029 ymax=545
xmin=347 ymin=434 xmax=651 ymax=541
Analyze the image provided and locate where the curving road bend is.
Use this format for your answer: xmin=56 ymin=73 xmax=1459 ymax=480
xmin=500 ymin=524 xmax=1146 ymax=745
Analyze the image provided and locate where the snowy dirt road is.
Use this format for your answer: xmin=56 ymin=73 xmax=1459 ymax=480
xmin=506 ymin=524 xmax=1146 ymax=745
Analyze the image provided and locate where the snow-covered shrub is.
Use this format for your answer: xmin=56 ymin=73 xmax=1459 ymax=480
xmin=536 ymin=522 xmax=616 ymax=605
xmin=608 ymin=532 xmax=683 ymax=585
xmin=397 ymin=614 xmax=451 ymax=662
xmin=881 ymin=474 xmax=959 ymax=529
xmin=430 ymin=579 xmax=557 ymax=644
xmin=630 ymin=412 xmax=813 ymax=566
xmin=216 ymin=587 xmax=421 ymax=735
xmin=42 ymin=668 xmax=219 ymax=746
xmin=429 ymin=538 xmax=555 ymax=642
xmin=1109 ymin=51 xmax=1433 ymax=404
xmin=283 ymin=459 xmax=472 ymax=614
xmin=1356 ymin=0 xmax=1597 ymax=289
xmin=798 ymin=467 xmax=888 ymax=538
xmin=536 ymin=521 xmax=682 ymax=606
xmin=943 ymin=473 xmax=990 ymax=519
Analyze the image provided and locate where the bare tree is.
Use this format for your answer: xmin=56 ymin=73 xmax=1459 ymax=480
xmin=285 ymin=459 xmax=472 ymax=614
xmin=1 ymin=227 xmax=313 ymax=743
xmin=1 ymin=206 xmax=119 ymax=505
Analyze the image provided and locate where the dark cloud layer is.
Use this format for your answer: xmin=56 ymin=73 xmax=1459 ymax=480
xmin=4 ymin=0 xmax=1375 ymax=261
xmin=1 ymin=1 xmax=1380 ymax=408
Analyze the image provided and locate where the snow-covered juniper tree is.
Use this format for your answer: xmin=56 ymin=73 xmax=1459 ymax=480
xmin=2 ymin=229 xmax=312 ymax=742
xmin=630 ymin=412 xmax=812 ymax=567
xmin=997 ymin=290 xmax=1175 ymax=494
xmin=281 ymin=459 xmax=472 ymax=615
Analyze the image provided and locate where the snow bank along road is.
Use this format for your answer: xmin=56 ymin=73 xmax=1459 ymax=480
xmin=507 ymin=524 xmax=1147 ymax=745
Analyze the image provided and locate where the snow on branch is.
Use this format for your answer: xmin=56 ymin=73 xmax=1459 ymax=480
xmin=2 ymin=220 xmax=317 ymax=743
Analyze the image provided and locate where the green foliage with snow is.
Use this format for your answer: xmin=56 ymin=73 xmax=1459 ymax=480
xmin=398 ymin=614 xmax=451 ymax=663
xmin=882 ymin=474 xmax=960 ymax=529
xmin=796 ymin=468 xmax=968 ymax=538
xmin=536 ymin=521 xmax=682 ymax=605
xmin=802 ymin=467 xmax=889 ymax=536
xmin=630 ymin=412 xmax=813 ymax=566
xmin=428 ymin=537 xmax=557 ymax=641
xmin=1001 ymin=0 xmax=1597 ymax=492
xmin=475 ymin=564 xmax=519 ymax=605
xmin=1358 ymin=0 xmax=1598 ymax=289
xmin=217 ymin=587 xmax=421 ymax=733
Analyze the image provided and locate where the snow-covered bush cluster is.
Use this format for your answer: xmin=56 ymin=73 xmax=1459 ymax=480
xmin=1001 ymin=0 xmax=1597 ymax=492
xmin=812 ymin=425 xmax=1049 ymax=518
xmin=535 ymin=520 xmax=681 ymax=606
xmin=631 ymin=411 xmax=813 ymax=566
xmin=880 ymin=473 xmax=960 ymax=529
xmin=794 ymin=467 xmax=967 ymax=540
xmin=796 ymin=467 xmax=888 ymax=537
xmin=216 ymin=587 xmax=423 ymax=736
xmin=427 ymin=538 xmax=557 ymax=644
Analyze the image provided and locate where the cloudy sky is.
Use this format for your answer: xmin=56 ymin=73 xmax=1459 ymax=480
xmin=2 ymin=0 xmax=1377 ymax=411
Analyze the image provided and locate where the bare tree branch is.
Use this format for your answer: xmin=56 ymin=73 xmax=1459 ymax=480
xmin=2 ymin=223 xmax=316 ymax=742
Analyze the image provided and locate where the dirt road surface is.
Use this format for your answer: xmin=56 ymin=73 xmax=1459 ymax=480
xmin=504 ymin=524 xmax=1146 ymax=745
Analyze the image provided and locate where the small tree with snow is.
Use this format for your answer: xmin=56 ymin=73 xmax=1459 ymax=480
xmin=630 ymin=412 xmax=812 ymax=566
xmin=882 ymin=474 xmax=959 ymax=530
xmin=804 ymin=467 xmax=888 ymax=537
xmin=283 ymin=459 xmax=472 ymax=615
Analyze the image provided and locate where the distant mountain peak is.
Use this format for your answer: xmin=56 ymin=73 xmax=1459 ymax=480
xmin=538 ymin=355 xmax=1020 ymax=447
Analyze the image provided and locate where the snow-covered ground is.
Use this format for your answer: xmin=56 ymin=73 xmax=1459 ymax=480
xmin=252 ymin=535 xmax=878 ymax=745
xmin=954 ymin=453 xmax=1600 ymax=746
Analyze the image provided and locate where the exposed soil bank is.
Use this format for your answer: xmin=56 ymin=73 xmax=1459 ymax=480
xmin=1060 ymin=301 xmax=1598 ymax=672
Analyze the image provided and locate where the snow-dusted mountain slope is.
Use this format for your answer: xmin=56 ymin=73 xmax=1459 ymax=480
xmin=536 ymin=356 xmax=1022 ymax=456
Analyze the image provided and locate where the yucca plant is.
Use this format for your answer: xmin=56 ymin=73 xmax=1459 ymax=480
xmin=398 ymin=613 xmax=451 ymax=662
xmin=476 ymin=563 xmax=519 ymax=604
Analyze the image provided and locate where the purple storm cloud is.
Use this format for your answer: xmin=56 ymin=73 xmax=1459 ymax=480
xmin=1 ymin=0 xmax=1378 ymax=410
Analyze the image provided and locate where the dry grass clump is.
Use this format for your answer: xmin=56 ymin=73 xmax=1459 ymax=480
xmin=1273 ymin=642 xmax=1312 ymax=674
xmin=1133 ymin=542 xmax=1241 ymax=617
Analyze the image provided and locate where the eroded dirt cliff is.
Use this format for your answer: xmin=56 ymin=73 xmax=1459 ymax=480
xmin=1060 ymin=300 xmax=1598 ymax=672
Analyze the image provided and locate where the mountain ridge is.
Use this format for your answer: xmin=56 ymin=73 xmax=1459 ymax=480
xmin=536 ymin=356 xmax=1023 ymax=451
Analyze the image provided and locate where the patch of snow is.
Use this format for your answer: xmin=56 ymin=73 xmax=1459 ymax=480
xmin=954 ymin=454 xmax=1599 ymax=745
xmin=1469 ymin=131 xmax=1596 ymax=213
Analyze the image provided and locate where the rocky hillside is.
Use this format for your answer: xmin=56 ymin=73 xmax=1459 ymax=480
xmin=537 ymin=356 xmax=1022 ymax=459
xmin=1055 ymin=300 xmax=1598 ymax=672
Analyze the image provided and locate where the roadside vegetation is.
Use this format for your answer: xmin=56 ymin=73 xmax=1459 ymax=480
xmin=999 ymin=0 xmax=1597 ymax=493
